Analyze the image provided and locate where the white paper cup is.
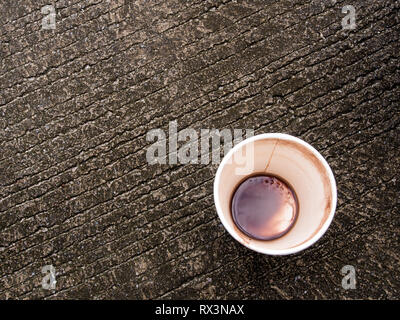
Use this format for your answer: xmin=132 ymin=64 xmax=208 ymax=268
xmin=214 ymin=133 xmax=337 ymax=255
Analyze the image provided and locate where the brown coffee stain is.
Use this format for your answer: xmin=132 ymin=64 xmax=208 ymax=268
xmin=229 ymin=138 xmax=334 ymax=248
xmin=264 ymin=140 xmax=279 ymax=172
xmin=278 ymin=139 xmax=334 ymax=249
xmin=232 ymin=222 xmax=251 ymax=245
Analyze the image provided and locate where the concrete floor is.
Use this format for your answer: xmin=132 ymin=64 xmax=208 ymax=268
xmin=0 ymin=0 xmax=399 ymax=299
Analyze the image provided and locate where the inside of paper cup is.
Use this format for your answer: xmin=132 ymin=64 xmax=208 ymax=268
xmin=216 ymin=137 xmax=334 ymax=252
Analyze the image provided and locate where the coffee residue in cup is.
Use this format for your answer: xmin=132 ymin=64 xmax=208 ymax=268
xmin=231 ymin=175 xmax=298 ymax=240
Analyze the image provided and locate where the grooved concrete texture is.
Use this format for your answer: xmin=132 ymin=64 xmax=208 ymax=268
xmin=0 ymin=0 xmax=399 ymax=299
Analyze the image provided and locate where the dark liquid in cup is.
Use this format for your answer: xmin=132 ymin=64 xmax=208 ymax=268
xmin=231 ymin=175 xmax=298 ymax=240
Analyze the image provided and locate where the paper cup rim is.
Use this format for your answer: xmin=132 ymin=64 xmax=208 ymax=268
xmin=213 ymin=133 xmax=337 ymax=255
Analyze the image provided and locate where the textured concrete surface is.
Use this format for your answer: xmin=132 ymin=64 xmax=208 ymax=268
xmin=0 ymin=0 xmax=399 ymax=299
